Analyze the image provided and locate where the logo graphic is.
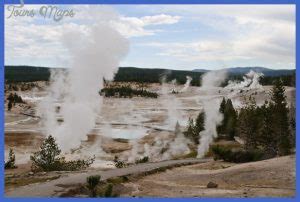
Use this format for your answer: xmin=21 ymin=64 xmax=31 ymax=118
xmin=7 ymin=0 xmax=75 ymax=22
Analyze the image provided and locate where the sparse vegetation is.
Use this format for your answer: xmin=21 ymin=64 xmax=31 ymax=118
xmin=135 ymin=156 xmax=149 ymax=164
xmin=30 ymin=135 xmax=95 ymax=172
xmin=5 ymin=149 xmax=17 ymax=169
xmin=211 ymin=145 xmax=264 ymax=163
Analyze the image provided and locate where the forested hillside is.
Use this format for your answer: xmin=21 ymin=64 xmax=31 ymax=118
xmin=5 ymin=66 xmax=295 ymax=86
xmin=5 ymin=66 xmax=52 ymax=82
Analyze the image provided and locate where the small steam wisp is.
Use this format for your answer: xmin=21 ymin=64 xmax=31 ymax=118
xmin=180 ymin=76 xmax=193 ymax=92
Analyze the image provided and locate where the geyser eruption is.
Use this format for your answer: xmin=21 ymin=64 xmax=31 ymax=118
xmin=197 ymin=70 xmax=227 ymax=158
xmin=226 ymin=70 xmax=264 ymax=90
xmin=38 ymin=7 xmax=129 ymax=151
xmin=180 ymin=76 xmax=193 ymax=92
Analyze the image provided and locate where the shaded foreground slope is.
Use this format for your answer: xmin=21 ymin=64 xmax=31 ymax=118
xmin=120 ymin=155 xmax=295 ymax=197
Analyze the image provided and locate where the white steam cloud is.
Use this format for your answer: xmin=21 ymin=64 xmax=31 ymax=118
xmin=38 ymin=6 xmax=129 ymax=151
xmin=123 ymin=122 xmax=191 ymax=163
xmin=197 ymin=70 xmax=227 ymax=158
xmin=122 ymin=76 xmax=191 ymax=163
xmin=226 ymin=70 xmax=264 ymax=90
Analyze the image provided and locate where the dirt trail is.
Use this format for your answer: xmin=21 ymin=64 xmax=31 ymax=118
xmin=5 ymin=158 xmax=210 ymax=197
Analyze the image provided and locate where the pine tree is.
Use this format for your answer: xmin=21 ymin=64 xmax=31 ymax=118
xmin=258 ymin=102 xmax=277 ymax=158
xmin=224 ymin=99 xmax=237 ymax=139
xmin=30 ymin=135 xmax=61 ymax=171
xmin=218 ymin=98 xmax=237 ymax=139
xmin=289 ymin=104 xmax=296 ymax=148
xmin=217 ymin=98 xmax=226 ymax=135
xmin=194 ymin=112 xmax=205 ymax=135
xmin=185 ymin=118 xmax=195 ymax=135
xmin=7 ymin=100 xmax=12 ymax=111
xmin=184 ymin=112 xmax=205 ymax=145
xmin=270 ymin=79 xmax=291 ymax=155
xmin=219 ymin=97 xmax=226 ymax=114
xmin=184 ymin=118 xmax=197 ymax=144
xmin=237 ymin=96 xmax=260 ymax=150
xmin=174 ymin=121 xmax=181 ymax=136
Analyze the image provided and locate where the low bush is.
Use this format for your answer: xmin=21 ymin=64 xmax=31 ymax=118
xmin=211 ymin=145 xmax=264 ymax=163
xmin=113 ymin=156 xmax=126 ymax=168
xmin=86 ymin=176 xmax=118 ymax=198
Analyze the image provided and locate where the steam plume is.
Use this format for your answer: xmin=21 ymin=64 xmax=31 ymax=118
xmin=197 ymin=70 xmax=227 ymax=158
xmin=160 ymin=76 xmax=183 ymax=129
xmin=123 ymin=122 xmax=191 ymax=163
xmin=38 ymin=7 xmax=129 ymax=151
xmin=226 ymin=70 xmax=264 ymax=90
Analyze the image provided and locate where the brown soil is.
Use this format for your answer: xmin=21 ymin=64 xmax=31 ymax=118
xmin=120 ymin=155 xmax=295 ymax=197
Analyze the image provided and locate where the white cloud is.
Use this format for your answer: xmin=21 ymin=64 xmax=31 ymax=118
xmin=114 ymin=14 xmax=180 ymax=37
xmin=137 ymin=5 xmax=295 ymax=68
xmin=5 ymin=5 xmax=181 ymax=66
xmin=5 ymin=4 xmax=295 ymax=69
xmin=141 ymin=14 xmax=181 ymax=25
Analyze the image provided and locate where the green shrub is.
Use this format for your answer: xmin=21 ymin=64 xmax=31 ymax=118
xmin=211 ymin=145 xmax=264 ymax=163
xmin=87 ymin=175 xmax=101 ymax=197
xmin=113 ymin=156 xmax=126 ymax=168
xmin=30 ymin=135 xmax=94 ymax=172
xmin=5 ymin=148 xmax=17 ymax=169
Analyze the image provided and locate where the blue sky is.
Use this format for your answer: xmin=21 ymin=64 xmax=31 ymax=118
xmin=5 ymin=4 xmax=295 ymax=70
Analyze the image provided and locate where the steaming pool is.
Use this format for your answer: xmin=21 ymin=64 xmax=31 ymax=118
xmin=94 ymin=126 xmax=149 ymax=139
